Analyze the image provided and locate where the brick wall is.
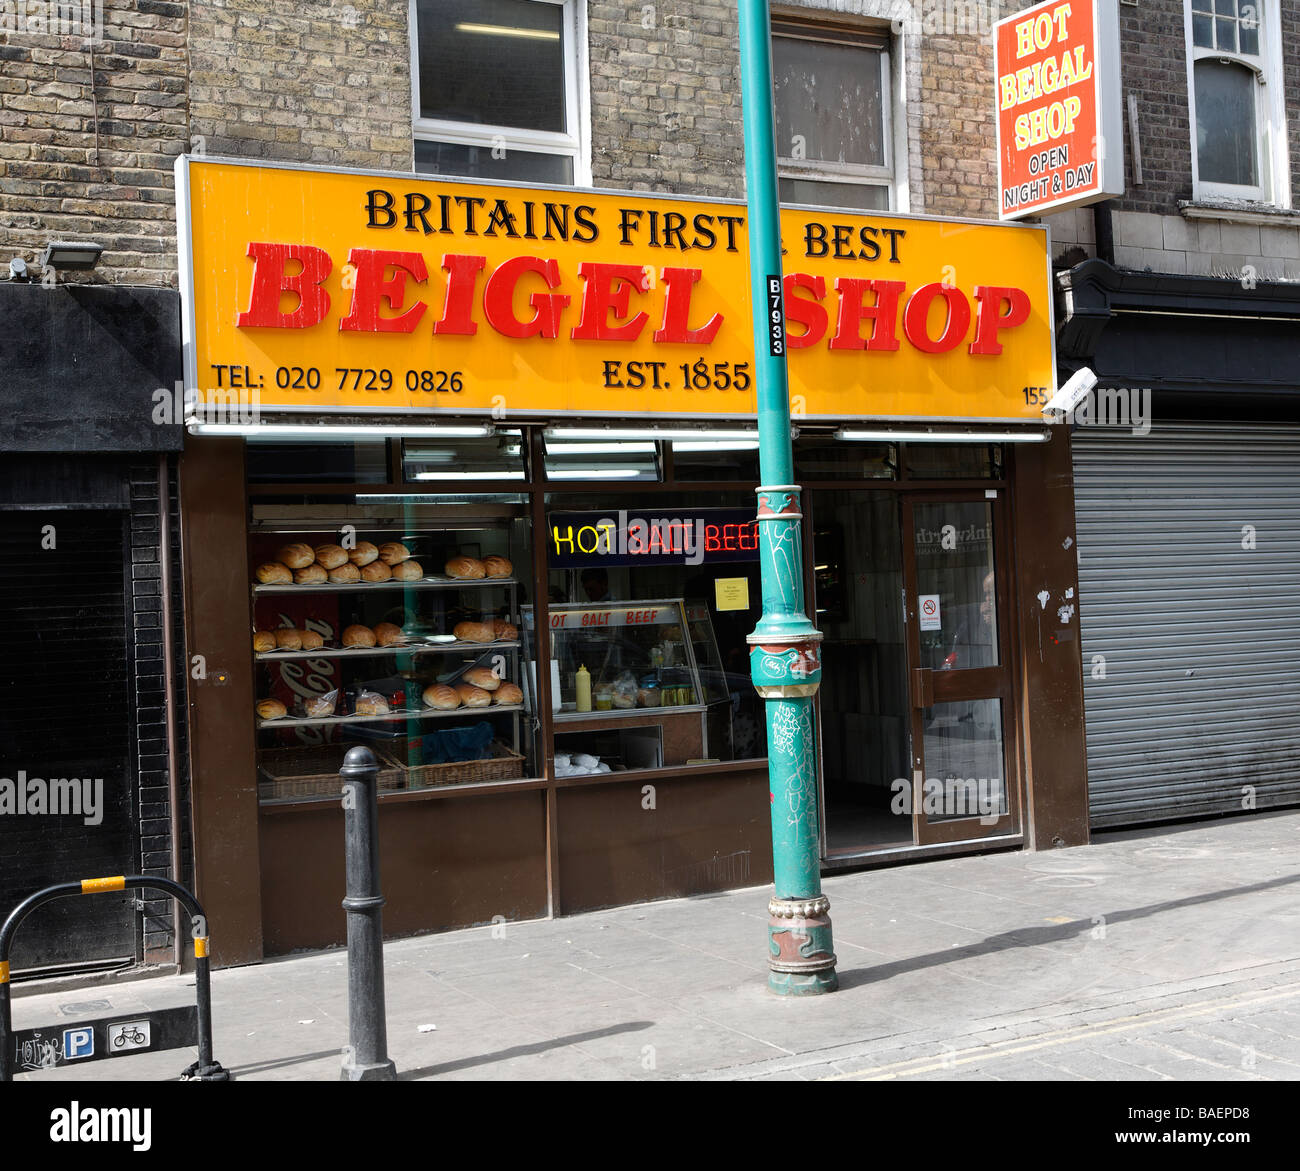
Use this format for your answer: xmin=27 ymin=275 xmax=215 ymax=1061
xmin=0 ymin=0 xmax=187 ymax=286
xmin=587 ymin=2 xmax=746 ymax=197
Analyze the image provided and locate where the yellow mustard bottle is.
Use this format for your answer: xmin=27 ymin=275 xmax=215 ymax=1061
xmin=575 ymin=664 xmax=592 ymax=712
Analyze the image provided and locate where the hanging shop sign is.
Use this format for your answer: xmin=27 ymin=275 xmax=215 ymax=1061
xmin=175 ymin=157 xmax=1055 ymax=423
xmin=994 ymin=0 xmax=1124 ymax=219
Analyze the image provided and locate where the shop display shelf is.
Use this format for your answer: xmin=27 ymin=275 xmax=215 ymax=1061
xmin=252 ymin=576 xmax=518 ymax=596
xmin=254 ymin=639 xmax=521 ymax=663
xmin=257 ymin=703 xmax=526 ymax=731
xmin=554 ymin=704 xmax=707 ymax=722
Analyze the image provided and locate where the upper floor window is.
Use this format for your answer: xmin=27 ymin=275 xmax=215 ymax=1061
xmin=772 ymin=17 xmax=895 ymax=212
xmin=1185 ymin=0 xmax=1288 ymax=204
xmin=411 ymin=0 xmax=590 ymax=185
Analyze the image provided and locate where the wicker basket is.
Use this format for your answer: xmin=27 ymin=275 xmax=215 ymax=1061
xmin=395 ymin=741 xmax=526 ymax=789
xmin=257 ymin=743 xmax=406 ymax=801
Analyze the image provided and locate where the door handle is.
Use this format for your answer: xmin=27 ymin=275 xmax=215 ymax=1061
xmin=911 ymin=667 xmax=934 ymax=709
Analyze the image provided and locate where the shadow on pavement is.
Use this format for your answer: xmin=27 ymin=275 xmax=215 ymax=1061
xmin=397 ymin=1021 xmax=654 ymax=1080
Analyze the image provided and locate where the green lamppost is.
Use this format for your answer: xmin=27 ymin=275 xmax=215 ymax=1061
xmin=737 ymin=0 xmax=837 ymax=995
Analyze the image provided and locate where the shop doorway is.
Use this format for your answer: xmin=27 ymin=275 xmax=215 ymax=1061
xmin=813 ymin=489 xmax=1020 ymax=859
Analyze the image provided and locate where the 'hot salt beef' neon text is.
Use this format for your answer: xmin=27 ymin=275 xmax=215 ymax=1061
xmin=235 ymin=243 xmax=1033 ymax=355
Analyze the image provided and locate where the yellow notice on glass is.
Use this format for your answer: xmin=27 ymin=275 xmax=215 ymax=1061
xmin=715 ymin=578 xmax=750 ymax=612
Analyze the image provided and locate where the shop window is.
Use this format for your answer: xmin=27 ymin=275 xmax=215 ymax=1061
xmin=543 ymin=435 xmax=662 ymax=482
xmin=1185 ymin=0 xmax=1288 ymax=203
xmin=794 ymin=434 xmax=897 ymax=481
xmin=402 ymin=432 xmax=528 ymax=482
xmin=772 ymin=17 xmax=896 ymax=212
xmin=246 ymin=438 xmax=390 ymax=484
xmin=411 ymin=0 xmax=590 ymax=185
xmin=903 ymin=443 xmax=1002 ymax=481
xmin=669 ymin=438 xmax=761 ymax=482
xmin=539 ymin=491 xmax=767 ymax=774
xmin=249 ymin=498 xmax=538 ymax=800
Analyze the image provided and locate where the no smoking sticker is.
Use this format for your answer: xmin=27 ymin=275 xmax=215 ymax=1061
xmin=919 ymin=594 xmax=942 ymax=631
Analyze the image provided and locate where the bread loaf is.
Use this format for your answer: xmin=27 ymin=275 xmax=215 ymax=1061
xmin=423 ymin=684 xmax=460 ymax=710
xmin=482 ymin=555 xmax=513 ymax=578
xmin=493 ymin=682 xmax=524 ymax=706
xmin=391 ymin=559 xmax=423 ymax=581
xmin=373 ymin=622 xmax=406 ymax=647
xmin=298 ymin=629 xmax=325 ymax=651
xmin=445 ymin=556 xmax=486 ymax=579
xmin=492 ymin=619 xmax=518 ymax=641
xmin=379 ymin=541 xmax=411 ymax=565
xmin=256 ymin=698 xmax=287 ymax=720
xmin=348 ymin=540 xmax=379 ymax=567
xmin=354 ymin=693 xmax=390 ymax=716
xmin=328 ymin=562 xmax=361 ymax=583
xmin=455 ymin=683 xmax=492 ymax=708
xmin=313 ymin=543 xmax=347 ymax=570
xmin=253 ymin=631 xmax=276 ymax=653
xmin=274 ymin=628 xmax=302 ymax=651
xmin=343 ymin=624 xmax=377 ymax=648
xmin=303 ymin=693 xmax=335 ymax=718
xmin=294 ymin=563 xmax=328 ymax=585
xmin=453 ymin=620 xmax=495 ymax=643
xmin=256 ymin=562 xmax=292 ymax=585
xmin=462 ymin=666 xmax=501 ymax=691
xmin=360 ymin=560 xmax=392 ymax=583
xmin=276 ymin=543 xmax=315 ymax=569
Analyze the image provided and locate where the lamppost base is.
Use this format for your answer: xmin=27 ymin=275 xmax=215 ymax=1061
xmin=767 ymin=895 xmax=838 ymax=996
xmin=340 ymin=1059 xmax=398 ymax=1081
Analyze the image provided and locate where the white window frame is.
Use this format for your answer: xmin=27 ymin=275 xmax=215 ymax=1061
xmin=1183 ymin=0 xmax=1289 ymax=206
xmin=409 ymin=0 xmax=592 ymax=187
xmin=771 ymin=17 xmax=897 ymax=212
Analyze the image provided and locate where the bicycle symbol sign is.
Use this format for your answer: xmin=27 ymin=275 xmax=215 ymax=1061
xmin=108 ymin=1020 xmax=151 ymax=1052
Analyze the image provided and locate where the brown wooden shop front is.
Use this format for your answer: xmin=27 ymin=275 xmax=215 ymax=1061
xmin=178 ymin=425 xmax=1088 ymax=966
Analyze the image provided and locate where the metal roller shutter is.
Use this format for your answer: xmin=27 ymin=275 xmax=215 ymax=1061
xmin=1073 ymin=420 xmax=1300 ymax=827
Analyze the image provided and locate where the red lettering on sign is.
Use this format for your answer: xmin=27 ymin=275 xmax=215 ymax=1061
xmin=783 ymin=273 xmax=828 ymax=349
xmin=339 ymin=248 xmax=428 ymax=333
xmin=829 ymin=278 xmax=905 ymax=351
xmin=902 ymin=283 xmax=971 ymax=354
xmin=432 ymin=254 xmax=486 ymax=336
xmin=653 ymin=267 xmax=724 ymax=344
xmin=705 ymin=525 xmax=721 ymax=552
xmin=570 ymin=262 xmax=650 ymax=342
xmin=483 ymin=255 xmax=570 ymax=339
xmin=236 ymin=242 xmax=332 ymax=329
xmin=968 ymin=285 xmax=1031 ymax=355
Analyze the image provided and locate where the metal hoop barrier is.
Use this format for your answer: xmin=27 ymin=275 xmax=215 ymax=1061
xmin=0 ymin=875 xmax=229 ymax=1082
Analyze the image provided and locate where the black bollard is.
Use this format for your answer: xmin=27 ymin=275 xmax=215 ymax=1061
xmin=339 ymin=745 xmax=397 ymax=1081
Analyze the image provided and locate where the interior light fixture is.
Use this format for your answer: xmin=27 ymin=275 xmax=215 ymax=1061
xmin=40 ymin=241 xmax=103 ymax=270
xmin=545 ymin=468 xmax=648 ymax=480
xmin=455 ymin=22 xmax=560 ymax=40
xmin=669 ymin=439 xmax=761 ymax=452
xmin=543 ymin=441 xmax=658 ymax=454
xmin=187 ymin=421 xmax=495 ymax=439
xmin=544 ymin=426 xmax=767 ymax=443
xmin=413 ymin=471 xmax=527 ymax=481
xmin=835 ymin=427 xmax=1050 ymax=443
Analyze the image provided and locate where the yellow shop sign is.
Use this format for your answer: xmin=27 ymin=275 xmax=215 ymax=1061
xmin=175 ymin=157 xmax=1055 ymax=422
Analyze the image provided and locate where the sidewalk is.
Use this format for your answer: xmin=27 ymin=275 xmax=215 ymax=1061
xmin=12 ymin=808 xmax=1300 ymax=1081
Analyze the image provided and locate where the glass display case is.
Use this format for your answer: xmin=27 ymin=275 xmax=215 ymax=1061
xmin=524 ymin=599 xmax=716 ymax=774
xmin=248 ymin=516 xmax=534 ymax=801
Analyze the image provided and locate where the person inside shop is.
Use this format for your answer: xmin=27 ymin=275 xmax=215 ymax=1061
xmin=581 ymin=567 xmax=611 ymax=602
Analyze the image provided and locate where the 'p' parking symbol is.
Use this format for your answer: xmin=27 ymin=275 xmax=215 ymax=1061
xmin=63 ymin=1027 xmax=94 ymax=1060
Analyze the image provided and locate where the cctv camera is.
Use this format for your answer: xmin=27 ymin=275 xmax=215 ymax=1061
xmin=1043 ymin=367 xmax=1098 ymax=417
xmin=8 ymin=257 xmax=28 ymax=281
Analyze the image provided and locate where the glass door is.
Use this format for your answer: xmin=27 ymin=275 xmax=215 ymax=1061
xmin=900 ymin=494 xmax=1020 ymax=844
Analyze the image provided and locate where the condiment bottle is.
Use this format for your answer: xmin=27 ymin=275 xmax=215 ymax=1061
xmin=575 ymin=664 xmax=592 ymax=712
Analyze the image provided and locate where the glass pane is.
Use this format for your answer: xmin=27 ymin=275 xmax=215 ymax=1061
xmin=1191 ymin=0 xmax=1214 ymax=11
xmin=1213 ymin=0 xmax=1236 ymax=14
xmin=1195 ymin=60 xmax=1258 ymax=186
xmin=670 ymin=441 xmax=760 ymax=482
xmin=919 ymin=699 xmax=1007 ymax=822
xmin=813 ymin=491 xmax=913 ymax=851
xmin=904 ymin=443 xmax=1001 ymax=480
xmin=415 ymin=140 xmax=573 ymax=184
xmin=780 ymin=177 xmax=890 ymax=212
xmin=246 ymin=439 xmax=389 ymax=484
xmin=1215 ymin=16 xmax=1238 ymax=51
xmin=1192 ymin=13 xmax=1214 ymax=46
xmin=543 ymin=437 xmax=661 ymax=482
xmin=913 ymin=501 xmax=999 ymax=670
xmin=795 ymin=435 xmax=898 ymax=480
xmin=1239 ymin=22 xmax=1259 ymax=55
xmin=402 ymin=433 xmax=527 ymax=483
xmin=416 ymin=0 xmax=565 ymax=132
xmin=773 ymin=36 xmax=884 ymax=167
